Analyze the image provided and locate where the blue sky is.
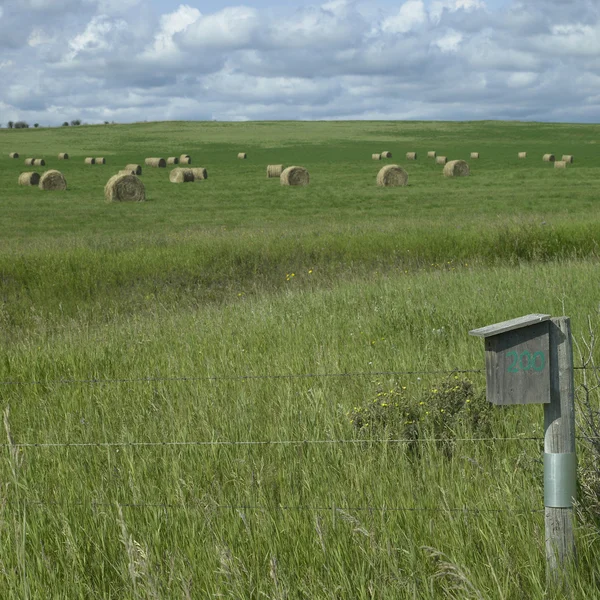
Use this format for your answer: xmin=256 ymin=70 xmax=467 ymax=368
xmin=1 ymin=0 xmax=599 ymax=125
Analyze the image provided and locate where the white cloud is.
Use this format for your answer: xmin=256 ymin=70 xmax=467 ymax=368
xmin=149 ymin=4 xmax=201 ymax=55
xmin=68 ymin=15 xmax=125 ymax=55
xmin=381 ymin=0 xmax=427 ymax=34
xmin=178 ymin=6 xmax=260 ymax=50
xmin=507 ymin=71 xmax=538 ymax=87
xmin=434 ymin=29 xmax=463 ymax=52
xmin=430 ymin=0 xmax=486 ymax=22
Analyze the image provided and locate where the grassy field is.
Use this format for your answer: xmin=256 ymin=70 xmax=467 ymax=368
xmin=1 ymin=120 xmax=600 ymax=598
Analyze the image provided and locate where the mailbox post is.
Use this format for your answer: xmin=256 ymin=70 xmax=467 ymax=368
xmin=470 ymin=315 xmax=576 ymax=588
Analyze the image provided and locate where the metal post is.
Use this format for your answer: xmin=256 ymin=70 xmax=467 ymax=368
xmin=544 ymin=317 xmax=577 ymax=588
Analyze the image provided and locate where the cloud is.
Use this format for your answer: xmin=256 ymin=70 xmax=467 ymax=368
xmin=1 ymin=0 xmax=600 ymax=125
xmin=381 ymin=0 xmax=428 ymax=34
xmin=177 ymin=6 xmax=260 ymax=50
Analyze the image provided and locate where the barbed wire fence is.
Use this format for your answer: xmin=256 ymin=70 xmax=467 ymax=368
xmin=0 ymin=364 xmax=597 ymax=516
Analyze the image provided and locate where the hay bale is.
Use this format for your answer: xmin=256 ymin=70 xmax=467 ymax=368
xmin=543 ymin=154 xmax=555 ymax=162
xmin=169 ymin=168 xmax=195 ymax=183
xmin=381 ymin=151 xmax=392 ymax=158
xmin=58 ymin=153 xmax=69 ymax=160
xmin=167 ymin=157 xmax=180 ymax=165
xmin=118 ymin=169 xmax=137 ymax=176
xmin=237 ymin=153 xmax=247 ymax=159
xmin=104 ymin=174 xmax=145 ymax=202
xmin=95 ymin=157 xmax=106 ymax=165
xmin=179 ymin=155 xmax=191 ymax=164
xmin=427 ymin=151 xmax=436 ymax=158
xmin=266 ymin=164 xmax=284 ymax=178
xmin=562 ymin=155 xmax=574 ymax=163
xmin=376 ymin=165 xmax=408 ymax=187
xmin=85 ymin=157 xmax=96 ymax=165
xmin=190 ymin=167 xmax=208 ymax=180
xmin=24 ymin=158 xmax=35 ymax=166
xmin=125 ymin=164 xmax=142 ymax=175
xmin=470 ymin=152 xmax=480 ymax=159
xmin=406 ymin=152 xmax=417 ymax=160
xmin=145 ymin=157 xmax=166 ymax=168
xmin=280 ymin=166 xmax=309 ymax=186
xmin=39 ymin=170 xmax=67 ymax=190
xmin=436 ymin=156 xmax=447 ymax=165
xmin=18 ymin=172 xmax=40 ymax=186
xmin=554 ymin=161 xmax=567 ymax=169
xmin=9 ymin=152 xmax=19 ymax=159
xmin=443 ymin=160 xmax=470 ymax=177
xmin=32 ymin=159 xmax=45 ymax=166
xmin=518 ymin=152 xmax=527 ymax=159
xmin=372 ymin=153 xmax=381 ymax=160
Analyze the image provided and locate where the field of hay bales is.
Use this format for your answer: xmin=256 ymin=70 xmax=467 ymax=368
xmin=1 ymin=120 xmax=600 ymax=598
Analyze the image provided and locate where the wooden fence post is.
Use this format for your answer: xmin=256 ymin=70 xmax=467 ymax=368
xmin=544 ymin=316 xmax=577 ymax=588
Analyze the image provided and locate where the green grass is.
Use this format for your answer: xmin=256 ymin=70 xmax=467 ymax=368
xmin=1 ymin=120 xmax=600 ymax=598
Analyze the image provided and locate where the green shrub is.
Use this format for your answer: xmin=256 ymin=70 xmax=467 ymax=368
xmin=349 ymin=376 xmax=493 ymax=456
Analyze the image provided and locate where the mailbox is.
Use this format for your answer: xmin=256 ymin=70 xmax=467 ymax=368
xmin=469 ymin=314 xmax=551 ymax=405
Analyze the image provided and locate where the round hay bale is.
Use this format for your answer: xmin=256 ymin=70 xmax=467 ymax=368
xmin=562 ymin=155 xmax=574 ymax=163
xmin=18 ymin=172 xmax=40 ymax=186
xmin=372 ymin=153 xmax=381 ymax=160
xmin=58 ymin=153 xmax=69 ymax=160
xmin=167 ymin=157 xmax=180 ymax=165
xmin=406 ymin=152 xmax=417 ymax=160
xmin=427 ymin=151 xmax=436 ymax=158
xmin=33 ymin=159 xmax=46 ymax=166
xmin=376 ymin=165 xmax=408 ymax=187
xmin=9 ymin=152 xmax=19 ymax=159
xmin=104 ymin=174 xmax=145 ymax=202
xmin=470 ymin=152 xmax=480 ymax=159
xmin=24 ymin=158 xmax=35 ymax=166
xmin=237 ymin=153 xmax=247 ymax=159
xmin=443 ymin=160 xmax=470 ymax=177
xmin=85 ymin=157 xmax=96 ymax=165
xmin=125 ymin=164 xmax=142 ymax=175
xmin=381 ymin=151 xmax=392 ymax=158
xmin=543 ymin=154 xmax=555 ymax=162
xmin=267 ymin=164 xmax=284 ymax=178
xmin=95 ymin=157 xmax=106 ymax=165
xmin=118 ymin=169 xmax=137 ymax=176
xmin=280 ymin=166 xmax=309 ymax=186
xmin=554 ymin=161 xmax=567 ymax=169
xmin=518 ymin=152 xmax=527 ymax=159
xmin=39 ymin=170 xmax=67 ymax=190
xmin=169 ymin=168 xmax=195 ymax=183
xmin=145 ymin=157 xmax=166 ymax=168
xmin=179 ymin=155 xmax=191 ymax=165
xmin=190 ymin=167 xmax=208 ymax=180
xmin=436 ymin=156 xmax=447 ymax=165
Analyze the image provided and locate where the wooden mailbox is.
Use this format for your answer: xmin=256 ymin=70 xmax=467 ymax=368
xmin=469 ymin=314 xmax=551 ymax=405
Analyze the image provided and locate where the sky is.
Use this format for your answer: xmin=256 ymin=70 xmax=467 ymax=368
xmin=0 ymin=0 xmax=598 ymax=125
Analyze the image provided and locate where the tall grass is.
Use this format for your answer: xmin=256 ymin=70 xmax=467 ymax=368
xmin=1 ymin=121 xmax=600 ymax=597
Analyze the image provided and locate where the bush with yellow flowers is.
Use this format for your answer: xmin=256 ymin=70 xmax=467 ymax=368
xmin=348 ymin=376 xmax=493 ymax=456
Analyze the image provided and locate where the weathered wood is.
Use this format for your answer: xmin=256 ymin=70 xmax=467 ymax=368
xmin=544 ymin=317 xmax=576 ymax=589
xmin=483 ymin=321 xmax=550 ymax=405
xmin=469 ymin=314 xmax=550 ymax=338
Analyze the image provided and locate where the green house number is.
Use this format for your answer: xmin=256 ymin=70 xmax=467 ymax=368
xmin=507 ymin=350 xmax=546 ymax=373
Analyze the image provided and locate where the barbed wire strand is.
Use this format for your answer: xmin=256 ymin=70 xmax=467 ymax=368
xmin=8 ymin=433 xmax=600 ymax=449
xmin=0 ymin=364 xmax=595 ymax=389
xmin=2 ymin=436 xmax=546 ymax=448
xmin=20 ymin=500 xmax=545 ymax=514
xmin=0 ymin=368 xmax=484 ymax=388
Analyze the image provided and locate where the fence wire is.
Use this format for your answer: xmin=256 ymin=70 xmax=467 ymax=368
xmin=1 ymin=436 xmax=545 ymax=449
xmin=0 ymin=367 xmax=484 ymax=388
xmin=20 ymin=499 xmax=545 ymax=514
xmin=0 ymin=364 xmax=594 ymax=389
